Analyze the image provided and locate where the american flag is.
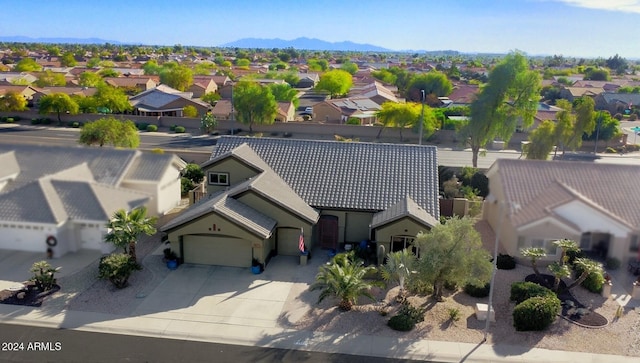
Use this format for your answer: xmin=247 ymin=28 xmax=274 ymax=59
xmin=299 ymin=228 xmax=305 ymax=253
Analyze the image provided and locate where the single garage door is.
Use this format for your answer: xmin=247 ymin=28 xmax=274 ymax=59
xmin=183 ymin=235 xmax=251 ymax=267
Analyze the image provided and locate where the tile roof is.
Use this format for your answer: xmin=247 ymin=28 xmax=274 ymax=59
xmin=490 ymin=159 xmax=640 ymax=227
xmin=599 ymin=92 xmax=640 ymax=105
xmin=210 ymin=136 xmax=440 ymax=219
xmin=0 ymin=151 xmax=19 ymax=181
xmin=123 ymin=153 xmax=178 ymax=181
xmin=370 ymin=195 xmax=439 ymax=229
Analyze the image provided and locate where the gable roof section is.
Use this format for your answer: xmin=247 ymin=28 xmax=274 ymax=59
xmin=211 ymin=137 xmax=439 ymax=218
xmin=123 ymin=153 xmax=181 ymax=181
xmin=490 ymin=159 xmax=640 ymax=227
xmin=599 ymin=92 xmax=640 ymax=106
xmin=370 ymin=195 xmax=439 ymax=229
xmin=0 ymin=151 xmax=20 ymax=184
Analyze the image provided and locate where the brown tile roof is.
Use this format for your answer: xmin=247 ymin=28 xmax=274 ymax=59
xmin=448 ymin=84 xmax=479 ymax=104
xmin=490 ymin=159 xmax=640 ymax=227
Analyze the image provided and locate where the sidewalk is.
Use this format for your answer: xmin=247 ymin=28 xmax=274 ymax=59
xmin=1 ymin=302 xmax=637 ymax=363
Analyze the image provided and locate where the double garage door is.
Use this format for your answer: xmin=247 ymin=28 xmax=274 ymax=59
xmin=183 ymin=235 xmax=251 ymax=268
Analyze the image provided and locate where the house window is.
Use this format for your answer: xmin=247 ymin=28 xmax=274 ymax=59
xmin=391 ymin=236 xmax=418 ymax=256
xmin=630 ymin=235 xmax=639 ymax=252
xmin=208 ymin=172 xmax=229 ymax=186
xmin=530 ymin=238 xmax=558 ymax=255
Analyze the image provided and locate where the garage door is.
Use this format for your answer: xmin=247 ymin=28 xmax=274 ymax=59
xmin=183 ymin=235 xmax=251 ymax=267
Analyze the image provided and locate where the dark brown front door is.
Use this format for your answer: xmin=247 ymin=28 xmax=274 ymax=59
xmin=318 ymin=215 xmax=339 ymax=250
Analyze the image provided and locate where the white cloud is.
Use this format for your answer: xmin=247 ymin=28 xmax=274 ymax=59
xmin=552 ymin=0 xmax=640 ymax=13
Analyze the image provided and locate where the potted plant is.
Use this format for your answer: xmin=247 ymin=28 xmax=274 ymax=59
xmin=164 ymin=248 xmax=179 ymax=270
xmin=251 ymin=258 xmax=262 ymax=274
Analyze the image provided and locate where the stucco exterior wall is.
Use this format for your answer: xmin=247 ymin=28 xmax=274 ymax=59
xmin=373 ymin=217 xmax=430 ymax=256
xmin=202 ymin=158 xmax=260 ymax=195
xmin=319 ymin=210 xmax=373 ymax=245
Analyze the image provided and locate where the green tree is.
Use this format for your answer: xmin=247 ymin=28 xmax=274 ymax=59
xmin=60 ymin=51 xmax=77 ymax=67
xmin=86 ymin=57 xmax=101 ymax=68
xmin=340 ymin=61 xmax=359 ymax=75
xmin=309 ymin=251 xmax=384 ymax=311
xmin=413 ymin=217 xmax=492 ymax=301
xmin=235 ymin=58 xmax=251 ymax=69
xmin=182 ymin=163 xmax=205 ymax=184
xmin=35 ymin=70 xmax=67 ymax=87
xmin=79 ymin=116 xmax=140 ymax=148
xmin=406 ymin=71 xmax=453 ymax=103
xmin=307 ymin=58 xmax=329 ymax=72
xmin=526 ymin=120 xmax=556 ymax=160
xmin=380 ymin=249 xmax=415 ymax=300
xmin=142 ymin=60 xmax=162 ymax=75
xmin=98 ymin=68 xmax=119 ymax=78
xmin=521 ymin=247 xmax=547 ymax=280
xmin=461 ymin=52 xmax=541 ymax=167
xmin=200 ymin=112 xmax=217 ymax=134
xmin=547 ymin=239 xmax=579 ymax=291
xmin=0 ymin=91 xmax=28 ymax=111
xmin=201 ymin=92 xmax=221 ymax=106
xmin=584 ymin=67 xmax=610 ymax=81
xmin=194 ymin=61 xmax=217 ymax=75
xmin=104 ymin=207 xmax=157 ymax=264
xmin=376 ymin=102 xmax=436 ymax=141
xmin=233 ymin=81 xmax=278 ymax=133
xmin=94 ymin=84 xmax=132 ymax=113
xmin=567 ymin=258 xmax=603 ymax=290
xmin=38 ymin=93 xmax=79 ymax=124
xmin=79 ymin=71 xmax=105 ymax=87
xmin=160 ymin=63 xmax=193 ymax=91
xmin=267 ymin=83 xmax=299 ymax=108
xmin=316 ymin=69 xmax=353 ymax=98
xmin=183 ymin=105 xmax=198 ymax=117
xmin=14 ymin=58 xmax=41 ymax=71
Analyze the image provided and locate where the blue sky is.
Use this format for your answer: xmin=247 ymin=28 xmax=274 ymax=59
xmin=2 ymin=0 xmax=640 ymax=58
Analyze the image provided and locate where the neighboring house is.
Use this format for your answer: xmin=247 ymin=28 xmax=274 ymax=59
xmin=0 ymin=72 xmax=38 ymax=85
xmin=275 ymin=101 xmax=295 ymax=122
xmin=296 ymin=73 xmax=319 ymax=88
xmin=558 ymin=87 xmax=603 ymax=102
xmin=189 ymin=77 xmax=218 ymax=98
xmin=594 ymin=92 xmax=640 ymax=115
xmin=447 ymin=84 xmax=479 ymax=107
xmin=161 ymin=136 xmax=440 ymax=268
xmin=129 ymin=84 xmax=211 ymax=117
xmin=484 ymin=159 xmax=640 ymax=265
xmin=349 ymin=81 xmax=400 ymax=105
xmin=104 ymin=76 xmax=158 ymax=92
xmin=211 ymin=99 xmax=232 ymax=121
xmin=314 ymin=97 xmax=381 ymax=125
xmin=0 ymin=144 xmax=185 ymax=257
xmin=572 ymin=80 xmax=621 ymax=92
xmin=0 ymin=85 xmax=40 ymax=107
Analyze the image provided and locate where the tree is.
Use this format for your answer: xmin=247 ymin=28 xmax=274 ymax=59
xmin=14 ymin=58 xmax=41 ymax=71
xmin=142 ymin=60 xmax=162 ymax=75
xmin=376 ymin=102 xmax=436 ymax=141
xmin=309 ymin=251 xmax=384 ymax=311
xmin=200 ymin=112 xmax=217 ymax=134
xmin=0 ymin=91 xmax=28 ymax=111
xmin=160 ymin=63 xmax=193 ymax=91
xmin=267 ymin=83 xmax=299 ymax=108
xmin=555 ymin=98 xmax=596 ymax=153
xmin=520 ymin=247 xmax=547 ymax=280
xmin=233 ymin=81 xmax=278 ymax=133
xmin=307 ymin=58 xmax=329 ymax=72
xmin=584 ymin=67 xmax=610 ymax=81
xmin=567 ymin=258 xmax=603 ymax=290
xmin=201 ymin=92 xmax=221 ymax=106
xmin=94 ymin=84 xmax=132 ymax=113
xmin=35 ymin=70 xmax=67 ymax=87
xmin=316 ymin=69 xmax=353 ymax=98
xmin=547 ymin=239 xmax=579 ymax=291
xmin=98 ymin=253 xmax=141 ymax=289
xmin=183 ymin=105 xmax=198 ymax=117
xmin=182 ymin=163 xmax=205 ymax=185
xmin=340 ymin=61 xmax=359 ymax=75
xmin=413 ymin=217 xmax=492 ymax=301
xmin=461 ymin=52 xmax=541 ymax=167
xmin=60 ymin=51 xmax=77 ymax=67
xmin=525 ymin=120 xmax=556 ymax=160
xmin=79 ymin=71 xmax=105 ymax=87
xmin=38 ymin=93 xmax=79 ymax=124
xmin=79 ymin=116 xmax=140 ymax=148
xmin=380 ymin=249 xmax=415 ymax=300
xmin=98 ymin=68 xmax=120 ymax=78
xmin=104 ymin=207 xmax=157 ymax=264
xmin=406 ymin=71 xmax=453 ymax=103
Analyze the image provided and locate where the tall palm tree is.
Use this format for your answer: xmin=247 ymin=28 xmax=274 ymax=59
xmin=310 ymin=251 xmax=385 ymax=311
xmin=105 ymin=207 xmax=157 ymax=264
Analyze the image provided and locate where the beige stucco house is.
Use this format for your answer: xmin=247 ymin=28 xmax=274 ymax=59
xmin=161 ymin=136 xmax=440 ymax=268
xmin=0 ymin=144 xmax=185 ymax=258
xmin=484 ymin=159 xmax=640 ymax=265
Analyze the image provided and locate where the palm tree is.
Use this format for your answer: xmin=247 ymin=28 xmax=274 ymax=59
xmin=380 ymin=249 xmax=415 ymax=300
xmin=310 ymin=251 xmax=385 ymax=311
xmin=105 ymin=207 xmax=157 ymax=264
xmin=548 ymin=261 xmax=571 ymax=292
xmin=521 ymin=247 xmax=547 ymax=280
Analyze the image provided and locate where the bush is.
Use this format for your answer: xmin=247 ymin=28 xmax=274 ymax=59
xmin=146 ymin=124 xmax=158 ymax=132
xmin=31 ymin=118 xmax=41 ymax=125
xmin=605 ymin=147 xmax=618 ymax=154
xmin=174 ymin=126 xmax=186 ymax=133
xmin=98 ymin=253 xmax=140 ymax=289
xmin=510 ymin=281 xmax=555 ymax=304
xmin=29 ymin=261 xmax=60 ymax=291
xmin=4 ymin=117 xmax=14 ymax=123
xmin=169 ymin=125 xmax=177 ymax=131
xmin=513 ymin=295 xmax=561 ymax=331
xmin=41 ymin=118 xmax=52 ymax=125
xmin=605 ymin=257 xmax=621 ymax=270
xmin=136 ymin=123 xmax=148 ymax=131
xmin=447 ymin=308 xmax=461 ymax=322
xmin=71 ymin=122 xmax=80 ymax=128
xmin=614 ymin=113 xmax=624 ymax=120
xmin=574 ymin=262 xmax=605 ymax=293
xmin=444 ymin=280 xmax=458 ymax=291
xmin=407 ymin=278 xmax=433 ymax=295
xmin=464 ymin=282 xmax=490 ymax=298
xmin=496 ymin=253 xmax=516 ymax=270
xmin=11 ymin=115 xmax=21 ymax=121
xmin=181 ymin=177 xmax=193 ymax=196
xmin=388 ymin=304 xmax=425 ymax=331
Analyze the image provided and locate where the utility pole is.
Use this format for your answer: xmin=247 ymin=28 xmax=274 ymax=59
xmin=419 ymin=89 xmax=425 ymax=145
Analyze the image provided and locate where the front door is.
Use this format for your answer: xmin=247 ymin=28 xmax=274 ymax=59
xmin=318 ymin=215 xmax=339 ymax=250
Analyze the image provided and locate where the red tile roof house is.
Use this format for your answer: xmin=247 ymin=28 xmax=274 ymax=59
xmin=484 ymin=159 xmax=640 ymax=265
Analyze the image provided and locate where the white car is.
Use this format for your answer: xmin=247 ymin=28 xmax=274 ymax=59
xmin=304 ymin=107 xmax=313 ymax=113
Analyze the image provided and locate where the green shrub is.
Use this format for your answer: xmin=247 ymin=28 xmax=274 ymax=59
xmin=181 ymin=177 xmax=193 ymax=196
xmin=510 ymin=281 xmax=555 ymax=304
xmin=4 ymin=117 xmax=14 ymax=123
xmin=464 ymin=282 xmax=490 ymax=298
xmin=169 ymin=124 xmax=177 ymax=131
xmin=136 ymin=123 xmax=148 ymax=131
xmin=444 ymin=280 xmax=458 ymax=291
xmin=513 ymin=295 xmax=561 ymax=331
xmin=605 ymin=147 xmax=618 ymax=154
xmin=574 ymin=262 xmax=605 ymax=293
xmin=146 ymin=124 xmax=158 ymax=132
xmin=11 ymin=115 xmax=21 ymax=121
xmin=98 ymin=253 xmax=141 ymax=289
xmin=41 ymin=118 xmax=52 ymax=125
xmin=447 ymin=308 xmax=461 ymax=322
xmin=72 ymin=122 xmax=80 ymax=128
xmin=346 ymin=117 xmax=360 ymax=125
xmin=388 ymin=304 xmax=425 ymax=331
xmin=29 ymin=261 xmax=60 ymax=291
xmin=407 ymin=278 xmax=433 ymax=295
xmin=496 ymin=253 xmax=516 ymax=270
xmin=605 ymin=257 xmax=620 ymax=270
xmin=174 ymin=126 xmax=186 ymax=133
xmin=31 ymin=118 xmax=41 ymax=125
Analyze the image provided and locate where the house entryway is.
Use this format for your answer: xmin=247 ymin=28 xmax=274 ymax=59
xmin=579 ymin=232 xmax=611 ymax=260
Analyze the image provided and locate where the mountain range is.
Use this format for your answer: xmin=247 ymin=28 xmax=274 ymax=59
xmin=220 ymin=37 xmax=391 ymax=52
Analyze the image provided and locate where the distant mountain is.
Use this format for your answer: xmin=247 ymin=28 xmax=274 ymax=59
xmin=221 ymin=37 xmax=391 ymax=52
xmin=0 ymin=36 xmax=121 ymax=45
